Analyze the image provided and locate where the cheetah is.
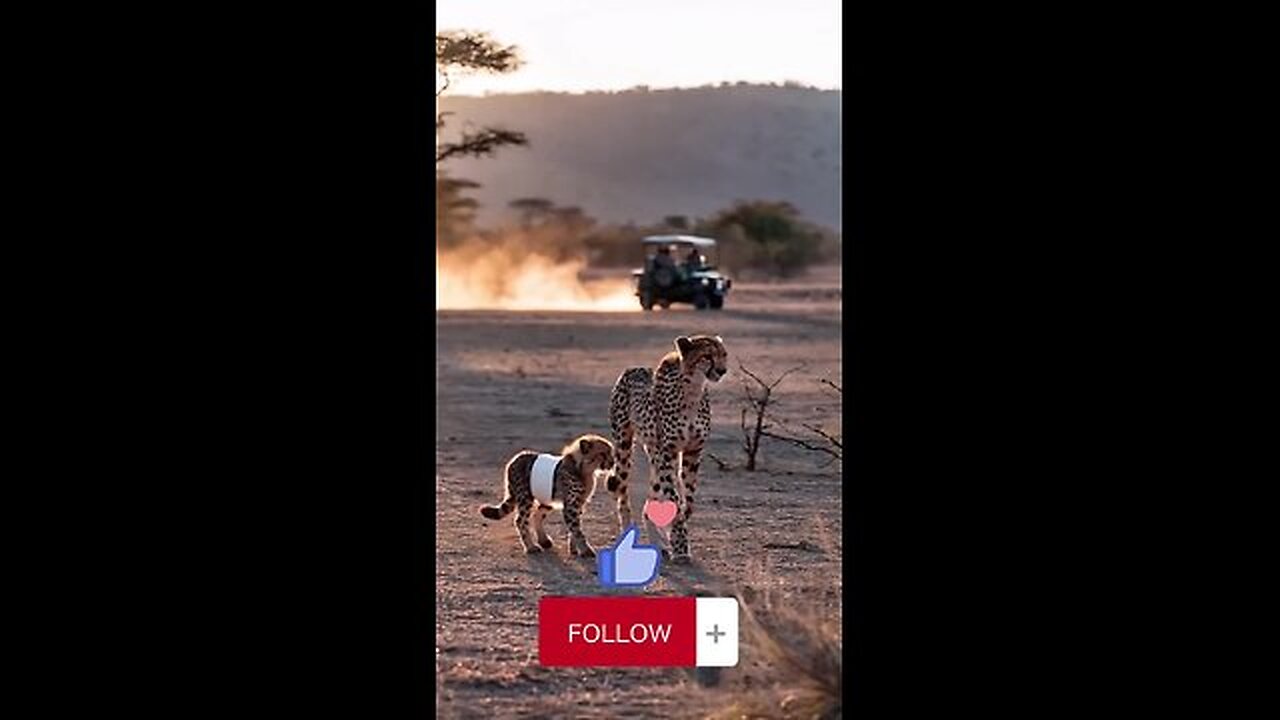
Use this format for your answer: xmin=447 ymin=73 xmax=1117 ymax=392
xmin=479 ymin=434 xmax=616 ymax=556
xmin=606 ymin=335 xmax=728 ymax=563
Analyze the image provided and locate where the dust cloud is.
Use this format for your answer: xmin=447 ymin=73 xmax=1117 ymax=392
xmin=436 ymin=243 xmax=638 ymax=312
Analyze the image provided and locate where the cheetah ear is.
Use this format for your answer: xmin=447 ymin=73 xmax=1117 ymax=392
xmin=579 ymin=438 xmax=590 ymax=454
xmin=713 ymin=335 xmax=723 ymax=344
xmin=675 ymin=336 xmax=694 ymax=356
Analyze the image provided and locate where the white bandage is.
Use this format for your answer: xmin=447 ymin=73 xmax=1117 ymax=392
xmin=530 ymin=454 xmax=562 ymax=507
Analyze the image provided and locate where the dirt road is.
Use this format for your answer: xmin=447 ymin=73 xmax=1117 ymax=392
xmin=435 ymin=279 xmax=843 ymax=718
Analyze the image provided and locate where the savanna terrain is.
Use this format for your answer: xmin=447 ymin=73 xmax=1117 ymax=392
xmin=435 ymin=268 xmax=843 ymax=719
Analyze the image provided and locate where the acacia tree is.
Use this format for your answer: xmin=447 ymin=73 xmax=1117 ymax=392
xmin=436 ymin=175 xmax=482 ymax=248
xmin=435 ymin=31 xmax=528 ymax=164
xmin=696 ymin=200 xmax=836 ymax=277
xmin=508 ymin=197 xmax=554 ymax=229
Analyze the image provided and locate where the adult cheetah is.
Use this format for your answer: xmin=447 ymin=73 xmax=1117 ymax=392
xmin=606 ymin=335 xmax=727 ymax=563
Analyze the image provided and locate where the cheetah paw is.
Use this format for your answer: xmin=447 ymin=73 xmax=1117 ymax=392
xmin=538 ymin=538 xmax=553 ymax=549
xmin=525 ymin=545 xmax=543 ymax=554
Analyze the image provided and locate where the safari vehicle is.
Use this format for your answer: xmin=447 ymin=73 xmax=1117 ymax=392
xmin=632 ymin=235 xmax=732 ymax=311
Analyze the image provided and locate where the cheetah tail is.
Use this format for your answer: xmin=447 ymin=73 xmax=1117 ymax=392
xmin=479 ymin=497 xmax=516 ymax=520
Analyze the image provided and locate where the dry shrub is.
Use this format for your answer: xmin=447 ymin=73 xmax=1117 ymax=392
xmin=710 ymin=589 xmax=843 ymax=719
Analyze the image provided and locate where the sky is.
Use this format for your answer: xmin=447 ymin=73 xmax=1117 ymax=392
xmin=436 ymin=0 xmax=841 ymax=96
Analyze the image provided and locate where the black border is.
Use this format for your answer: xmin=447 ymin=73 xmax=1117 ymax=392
xmin=35 ymin=2 xmax=1219 ymax=715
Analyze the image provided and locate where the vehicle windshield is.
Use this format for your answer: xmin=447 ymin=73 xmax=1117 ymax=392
xmin=646 ymin=243 xmax=694 ymax=256
xmin=644 ymin=244 xmax=715 ymax=272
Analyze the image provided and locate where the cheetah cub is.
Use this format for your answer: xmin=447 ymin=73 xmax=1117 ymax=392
xmin=479 ymin=434 xmax=616 ymax=556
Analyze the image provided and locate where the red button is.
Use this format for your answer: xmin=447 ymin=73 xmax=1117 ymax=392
xmin=539 ymin=596 xmax=696 ymax=667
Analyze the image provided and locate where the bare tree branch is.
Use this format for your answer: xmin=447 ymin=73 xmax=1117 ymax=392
xmin=733 ymin=369 xmax=844 ymax=465
xmin=707 ymin=452 xmax=734 ymax=471
xmin=735 ymin=362 xmax=805 ymax=471
xmin=772 ymin=364 xmax=807 ymax=389
xmin=737 ymin=363 xmax=767 ymax=388
xmin=738 ymin=362 xmax=805 ymax=392
xmin=760 ymin=428 xmax=842 ymax=460
xmin=435 ymin=128 xmax=529 ymax=164
xmin=800 ymin=422 xmax=843 ymax=450
xmin=761 ymin=411 xmax=843 ymax=461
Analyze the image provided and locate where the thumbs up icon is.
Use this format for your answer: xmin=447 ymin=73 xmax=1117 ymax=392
xmin=597 ymin=526 xmax=662 ymax=588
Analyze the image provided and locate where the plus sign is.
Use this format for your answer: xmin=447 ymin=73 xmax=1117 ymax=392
xmin=706 ymin=624 xmax=726 ymax=644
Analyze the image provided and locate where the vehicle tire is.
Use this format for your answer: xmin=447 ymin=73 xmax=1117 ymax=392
xmin=640 ymin=291 xmax=653 ymax=311
xmin=658 ymin=299 xmax=671 ymax=309
xmin=709 ymin=294 xmax=724 ymax=309
xmin=694 ymin=292 xmax=709 ymax=310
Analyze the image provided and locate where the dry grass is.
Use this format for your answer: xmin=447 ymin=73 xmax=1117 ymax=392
xmin=707 ymin=585 xmax=842 ymax=720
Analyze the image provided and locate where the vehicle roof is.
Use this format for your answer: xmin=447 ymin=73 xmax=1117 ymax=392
xmin=641 ymin=235 xmax=717 ymax=248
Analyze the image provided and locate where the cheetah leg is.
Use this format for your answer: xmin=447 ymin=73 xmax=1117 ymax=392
xmin=653 ymin=442 xmax=682 ymax=558
xmin=630 ymin=441 xmax=667 ymax=553
xmin=609 ymin=422 xmax=636 ymax=532
xmin=671 ymin=444 xmax=703 ymax=562
xmin=532 ymin=504 xmax=554 ymax=549
xmin=514 ymin=497 xmax=540 ymax=553
xmin=563 ymin=493 xmax=595 ymax=558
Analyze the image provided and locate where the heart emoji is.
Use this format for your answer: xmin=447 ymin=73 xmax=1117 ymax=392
xmin=644 ymin=500 xmax=679 ymax=528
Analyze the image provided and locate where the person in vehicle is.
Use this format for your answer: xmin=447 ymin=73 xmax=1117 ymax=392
xmin=684 ymin=247 xmax=704 ymax=273
xmin=653 ymin=244 xmax=677 ymax=274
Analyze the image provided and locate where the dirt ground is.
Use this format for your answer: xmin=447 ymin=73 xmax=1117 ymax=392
xmin=435 ymin=269 xmax=843 ymax=719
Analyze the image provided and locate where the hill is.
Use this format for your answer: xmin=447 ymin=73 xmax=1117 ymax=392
xmin=436 ymin=84 xmax=841 ymax=230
